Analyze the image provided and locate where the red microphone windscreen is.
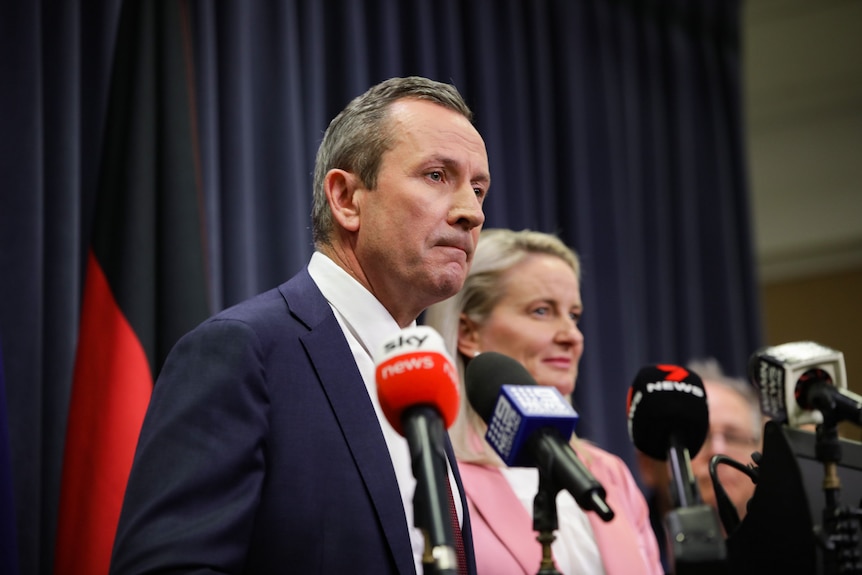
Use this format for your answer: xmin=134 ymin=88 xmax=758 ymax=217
xmin=375 ymin=326 xmax=460 ymax=435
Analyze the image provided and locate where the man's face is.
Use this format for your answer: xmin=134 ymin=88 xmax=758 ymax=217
xmin=691 ymin=382 xmax=761 ymax=522
xmin=354 ymin=98 xmax=490 ymax=324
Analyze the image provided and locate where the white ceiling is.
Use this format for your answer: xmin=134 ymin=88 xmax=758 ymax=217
xmin=743 ymin=0 xmax=862 ymax=283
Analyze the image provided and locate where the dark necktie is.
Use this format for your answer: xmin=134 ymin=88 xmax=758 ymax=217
xmin=446 ymin=478 xmax=468 ymax=575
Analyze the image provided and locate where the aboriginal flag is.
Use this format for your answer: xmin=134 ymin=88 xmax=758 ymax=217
xmin=54 ymin=2 xmax=210 ymax=573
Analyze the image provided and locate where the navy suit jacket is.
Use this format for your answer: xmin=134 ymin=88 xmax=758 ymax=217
xmin=111 ymin=268 xmax=476 ymax=574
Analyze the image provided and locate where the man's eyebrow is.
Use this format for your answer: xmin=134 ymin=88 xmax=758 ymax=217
xmin=473 ymin=172 xmax=491 ymax=186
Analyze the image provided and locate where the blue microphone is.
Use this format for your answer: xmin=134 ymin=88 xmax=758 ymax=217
xmin=465 ymin=351 xmax=614 ymax=521
xmin=484 ymin=384 xmax=580 ymax=467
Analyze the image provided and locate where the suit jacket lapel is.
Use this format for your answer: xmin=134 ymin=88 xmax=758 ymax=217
xmin=587 ymin=504 xmax=642 ymax=575
xmin=579 ymin=446 xmax=649 ymax=575
xmin=280 ymin=270 xmax=415 ymax=575
xmin=459 ymin=463 xmax=540 ymax=574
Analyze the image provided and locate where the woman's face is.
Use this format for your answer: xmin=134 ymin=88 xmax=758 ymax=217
xmin=461 ymin=253 xmax=584 ymax=396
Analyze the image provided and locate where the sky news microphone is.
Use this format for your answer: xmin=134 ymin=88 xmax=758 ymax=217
xmin=375 ymin=325 xmax=460 ymax=575
xmin=627 ymin=365 xmax=726 ymax=573
xmin=748 ymin=341 xmax=861 ymax=427
xmin=465 ymin=351 xmax=614 ymax=521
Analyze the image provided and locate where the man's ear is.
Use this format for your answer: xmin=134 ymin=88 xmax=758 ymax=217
xmin=457 ymin=313 xmax=481 ymax=358
xmin=325 ymin=169 xmax=362 ymax=232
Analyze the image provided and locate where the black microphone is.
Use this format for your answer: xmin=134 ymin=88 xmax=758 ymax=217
xmin=796 ymin=369 xmax=862 ymax=426
xmin=626 ymin=364 xmax=709 ymax=508
xmin=749 ymin=341 xmax=860 ymax=427
xmin=627 ymin=364 xmax=726 ymax=574
xmin=465 ymin=351 xmax=614 ymax=521
xmin=375 ymin=326 xmax=461 ymax=575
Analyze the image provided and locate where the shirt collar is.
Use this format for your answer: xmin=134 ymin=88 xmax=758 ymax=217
xmin=308 ymin=251 xmax=413 ymax=362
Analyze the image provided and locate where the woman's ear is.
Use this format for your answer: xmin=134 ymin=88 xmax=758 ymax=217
xmin=457 ymin=313 xmax=481 ymax=358
xmin=324 ymin=169 xmax=362 ymax=232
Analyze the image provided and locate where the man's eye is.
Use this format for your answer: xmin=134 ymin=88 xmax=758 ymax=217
xmin=428 ymin=171 xmax=443 ymax=182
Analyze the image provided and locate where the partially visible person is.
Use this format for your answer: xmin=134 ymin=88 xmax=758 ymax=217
xmin=424 ymin=228 xmax=663 ymax=575
xmin=110 ymin=76 xmax=490 ymax=574
xmin=688 ymin=358 xmax=763 ymax=521
xmin=637 ymin=358 xmax=764 ymax=570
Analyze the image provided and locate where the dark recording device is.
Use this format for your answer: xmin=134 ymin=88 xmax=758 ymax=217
xmin=727 ymin=342 xmax=862 ymax=575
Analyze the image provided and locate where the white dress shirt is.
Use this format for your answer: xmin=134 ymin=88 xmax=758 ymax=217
xmin=308 ymin=251 xmax=464 ymax=574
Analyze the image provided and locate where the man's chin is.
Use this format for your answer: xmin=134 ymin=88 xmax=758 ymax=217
xmin=432 ymin=264 xmax=468 ymax=295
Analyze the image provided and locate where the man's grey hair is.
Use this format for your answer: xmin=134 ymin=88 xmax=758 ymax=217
xmin=687 ymin=357 xmax=764 ymax=441
xmin=311 ymin=76 xmax=473 ymax=248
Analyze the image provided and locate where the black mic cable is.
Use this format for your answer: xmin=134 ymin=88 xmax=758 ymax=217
xmin=707 ymin=453 xmax=760 ymax=534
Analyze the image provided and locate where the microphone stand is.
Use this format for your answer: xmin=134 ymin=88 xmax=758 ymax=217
xmin=667 ymin=438 xmax=698 ymax=508
xmin=404 ymin=406 xmax=458 ymax=575
xmin=812 ymin=404 xmax=862 ymax=575
xmin=664 ymin=437 xmax=727 ymax=575
xmin=530 ymin=432 xmax=615 ymax=574
xmin=533 ymin=466 xmax=563 ymax=575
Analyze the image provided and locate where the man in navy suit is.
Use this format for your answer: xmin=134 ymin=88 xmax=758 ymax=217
xmin=110 ymin=76 xmax=490 ymax=574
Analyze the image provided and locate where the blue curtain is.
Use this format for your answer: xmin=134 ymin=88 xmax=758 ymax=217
xmin=0 ymin=0 xmax=760 ymax=572
xmin=0 ymin=340 xmax=19 ymax=575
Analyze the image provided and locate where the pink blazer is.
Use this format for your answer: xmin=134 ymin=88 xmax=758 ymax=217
xmin=459 ymin=442 xmax=663 ymax=575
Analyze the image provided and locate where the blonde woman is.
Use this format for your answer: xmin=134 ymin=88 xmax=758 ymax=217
xmin=425 ymin=228 xmax=663 ymax=575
